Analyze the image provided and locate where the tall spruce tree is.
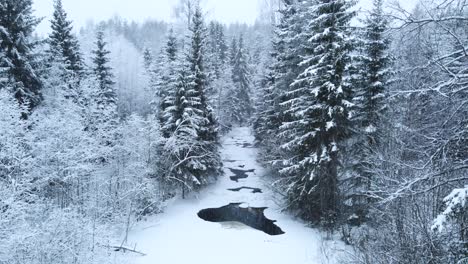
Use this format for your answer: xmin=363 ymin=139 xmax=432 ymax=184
xmin=205 ymin=22 xmax=229 ymax=123
xmin=82 ymin=29 xmax=120 ymax=167
xmin=0 ymin=40 xmax=8 ymax=87
xmin=142 ymin=47 xmax=154 ymax=72
xmin=187 ymin=7 xmax=218 ymax=145
xmin=90 ymin=29 xmax=118 ymax=152
xmin=359 ymin=0 xmax=391 ymax=143
xmin=165 ymin=30 xmax=178 ymax=62
xmin=231 ymin=35 xmax=253 ymax=124
xmin=0 ymin=0 xmax=42 ymax=112
xmin=206 ymin=21 xmax=219 ymax=83
xmin=158 ymin=29 xmax=179 ymax=137
xmin=347 ymin=0 xmax=393 ymax=218
xmin=48 ymin=0 xmax=83 ymax=76
xmin=279 ymin=0 xmax=355 ymax=225
xmin=214 ymin=64 xmax=236 ymax=130
xmin=92 ymin=30 xmax=117 ymax=109
xmin=207 ymin=22 xmax=228 ymax=80
xmin=162 ymin=6 xmax=221 ymax=197
xmin=215 ymin=24 xmax=228 ymax=65
xmin=229 ymin=37 xmax=238 ymax=66
xmin=254 ymin=0 xmax=308 ymax=164
xmin=163 ymin=61 xmax=203 ymax=197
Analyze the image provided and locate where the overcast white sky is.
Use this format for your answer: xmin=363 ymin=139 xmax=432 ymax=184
xmin=34 ymin=0 xmax=260 ymax=35
xmin=33 ymin=0 xmax=417 ymax=36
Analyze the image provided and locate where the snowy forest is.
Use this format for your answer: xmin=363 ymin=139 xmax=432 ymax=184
xmin=0 ymin=0 xmax=467 ymax=263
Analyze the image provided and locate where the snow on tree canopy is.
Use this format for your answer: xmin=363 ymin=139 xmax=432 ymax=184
xmin=433 ymin=186 xmax=468 ymax=232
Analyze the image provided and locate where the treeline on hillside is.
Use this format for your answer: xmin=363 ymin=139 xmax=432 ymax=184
xmin=253 ymin=0 xmax=467 ymax=263
xmin=0 ymin=0 xmax=262 ymax=263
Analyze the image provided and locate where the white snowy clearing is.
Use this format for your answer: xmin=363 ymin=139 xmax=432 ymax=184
xmin=126 ymin=127 xmax=349 ymax=264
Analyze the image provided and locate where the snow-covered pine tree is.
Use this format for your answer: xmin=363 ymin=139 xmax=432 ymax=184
xmin=214 ymin=23 xmax=228 ymax=66
xmin=253 ymin=68 xmax=275 ymax=144
xmin=90 ymin=29 xmax=119 ymax=153
xmin=93 ymin=30 xmax=117 ymax=109
xmin=229 ymin=37 xmax=238 ymax=66
xmin=254 ymin=0 xmax=308 ymax=164
xmin=145 ymin=46 xmax=160 ymax=114
xmin=48 ymin=0 xmax=83 ymax=76
xmin=157 ymin=28 xmax=179 ymax=137
xmin=165 ymin=30 xmax=178 ymax=62
xmin=162 ymin=6 xmax=221 ymax=197
xmin=347 ymin=0 xmax=393 ymax=221
xmin=214 ymin=63 xmax=236 ymax=131
xmin=230 ymin=35 xmax=253 ymax=125
xmin=206 ymin=22 xmax=228 ymax=80
xmin=187 ymin=6 xmax=221 ymax=170
xmin=162 ymin=60 xmax=203 ymax=197
xmin=359 ymin=0 xmax=392 ymax=144
xmin=142 ymin=46 xmax=157 ymax=111
xmin=0 ymin=41 xmax=7 ymax=87
xmin=187 ymin=7 xmax=219 ymax=145
xmin=0 ymin=0 xmax=42 ymax=113
xmin=279 ymin=0 xmax=355 ymax=225
xmin=143 ymin=47 xmax=154 ymax=72
xmin=204 ymin=22 xmax=231 ymax=126
xmin=206 ymin=21 xmax=219 ymax=84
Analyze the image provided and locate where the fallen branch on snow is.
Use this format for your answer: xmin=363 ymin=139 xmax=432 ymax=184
xmin=107 ymin=245 xmax=147 ymax=256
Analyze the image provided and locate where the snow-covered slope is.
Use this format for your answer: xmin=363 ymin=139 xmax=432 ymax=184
xmin=127 ymin=127 xmax=348 ymax=264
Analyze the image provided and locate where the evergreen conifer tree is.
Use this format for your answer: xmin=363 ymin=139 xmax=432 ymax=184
xmin=204 ymin=22 xmax=229 ymax=119
xmin=215 ymin=24 xmax=228 ymax=65
xmin=254 ymin=0 xmax=308 ymax=163
xmin=48 ymin=0 xmax=83 ymax=76
xmin=347 ymin=0 xmax=393 ymax=219
xmin=166 ymin=32 xmax=178 ymax=62
xmin=187 ymin=7 xmax=218 ymax=145
xmin=162 ymin=6 xmax=221 ymax=196
xmin=206 ymin=22 xmax=228 ymax=80
xmin=90 ymin=29 xmax=119 ymax=153
xmin=0 ymin=42 xmax=8 ymax=87
xmin=213 ymin=65 xmax=236 ymax=130
xmin=231 ymin=35 xmax=253 ymax=124
xmin=359 ymin=0 xmax=391 ymax=141
xmin=92 ymin=30 xmax=117 ymax=109
xmin=163 ymin=61 xmax=203 ymax=196
xmin=0 ymin=0 xmax=42 ymax=112
xmin=229 ymin=37 xmax=238 ymax=66
xmin=279 ymin=0 xmax=355 ymax=225
xmin=142 ymin=47 xmax=154 ymax=72
xmin=158 ymin=29 xmax=179 ymax=137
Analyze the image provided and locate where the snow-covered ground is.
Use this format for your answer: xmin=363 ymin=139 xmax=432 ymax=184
xmin=126 ymin=127 xmax=349 ymax=264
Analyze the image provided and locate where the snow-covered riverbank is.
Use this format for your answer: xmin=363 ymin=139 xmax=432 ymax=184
xmin=126 ymin=127 xmax=349 ymax=264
